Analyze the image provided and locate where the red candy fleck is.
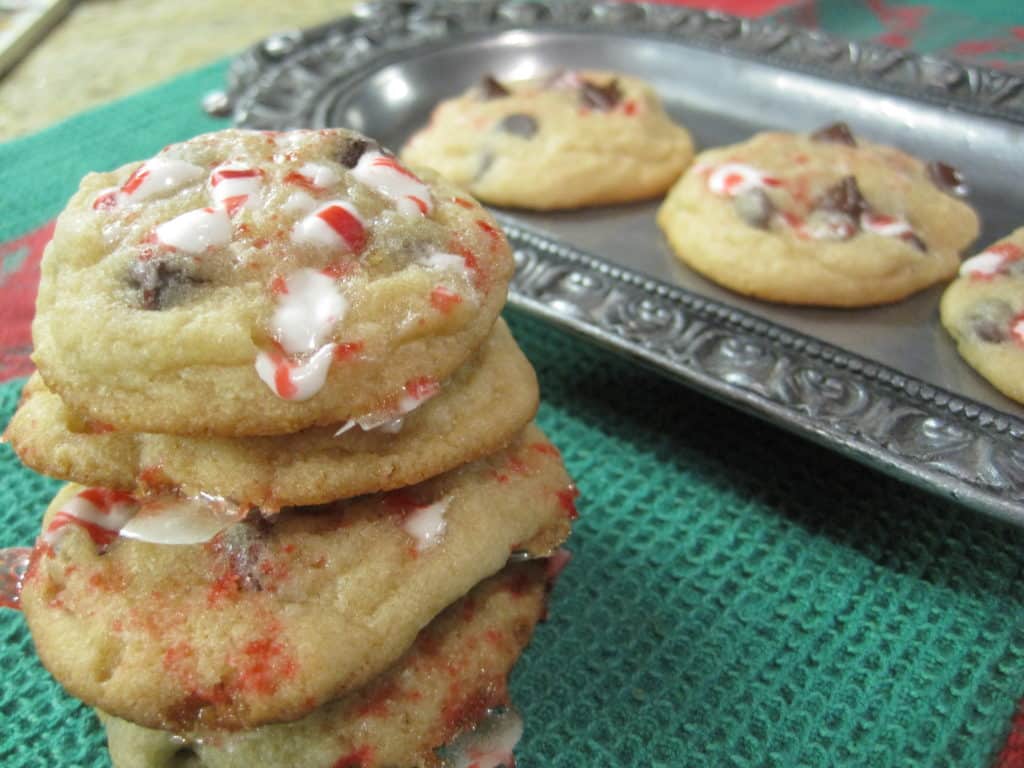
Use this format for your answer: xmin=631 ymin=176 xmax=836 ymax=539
xmin=405 ymin=376 xmax=440 ymax=401
xmin=408 ymin=195 xmax=430 ymax=215
xmin=321 ymin=262 xmax=355 ymax=280
xmin=333 ymin=341 xmax=365 ymax=361
xmin=763 ymin=177 xmax=782 ymax=188
xmin=476 ymin=219 xmax=502 ymax=245
xmin=317 ymin=204 xmax=367 ymax=253
xmin=274 ymin=361 xmax=298 ymax=400
xmin=211 ymin=167 xmax=262 ymax=185
xmin=530 ymin=442 xmax=560 ymax=458
xmin=333 ymin=745 xmax=375 ymax=768
xmin=453 ymin=197 xmax=476 ymax=209
xmin=84 ymin=420 xmax=116 ymax=434
xmin=231 ymin=622 xmax=298 ymax=696
xmin=120 ymin=167 xmax=150 ymax=196
xmin=223 ymin=195 xmax=249 ymax=217
xmin=556 ymin=485 xmax=580 ymax=520
xmin=269 ymin=275 xmax=289 ymax=295
xmin=430 ymin=285 xmax=463 ymax=314
xmin=92 ymin=190 xmax=119 ymax=211
xmin=283 ymin=170 xmax=319 ymax=192
xmin=623 ymin=99 xmax=639 ymax=116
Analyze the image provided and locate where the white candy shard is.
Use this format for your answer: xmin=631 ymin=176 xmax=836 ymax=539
xmin=122 ymin=157 xmax=204 ymax=202
xmin=118 ymin=495 xmax=242 ymax=546
xmin=155 ymin=207 xmax=232 ymax=253
xmin=707 ymin=163 xmax=779 ymax=197
xmin=208 ymin=162 xmax=263 ymax=211
xmin=860 ymin=212 xmax=914 ymax=238
xmin=291 ymin=200 xmax=366 ymax=251
xmin=270 ymin=268 xmax=346 ymax=355
xmin=402 ymin=498 xmax=450 ymax=551
xmin=960 ymin=250 xmax=1007 ymax=278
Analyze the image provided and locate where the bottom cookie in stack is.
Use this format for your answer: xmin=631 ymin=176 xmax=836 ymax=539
xmin=17 ymin=424 xmax=577 ymax=766
xmin=99 ymin=560 xmax=553 ymax=768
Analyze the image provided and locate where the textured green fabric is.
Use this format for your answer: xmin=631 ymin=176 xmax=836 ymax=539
xmin=4 ymin=312 xmax=1024 ymax=766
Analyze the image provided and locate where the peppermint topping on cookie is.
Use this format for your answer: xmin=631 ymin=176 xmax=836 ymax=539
xmin=256 ymin=268 xmax=348 ymax=401
xmin=42 ymin=488 xmax=137 ymax=550
xmin=351 ymin=150 xmax=433 ymax=218
xmin=960 ymin=242 xmax=1024 ymax=279
xmin=93 ymin=157 xmax=204 ymax=210
xmin=707 ymin=163 xmax=782 ymax=197
xmin=269 ymin=268 xmax=346 ymax=355
xmin=402 ymin=497 xmax=450 ymax=552
xmin=40 ymin=488 xmax=245 ymax=550
xmin=291 ymin=201 xmax=367 ymax=252
xmin=209 ymin=163 xmax=264 ymax=211
xmin=155 ymin=207 xmax=232 ymax=253
xmin=255 ymin=344 xmax=337 ymax=401
xmin=860 ymin=212 xmax=914 ymax=238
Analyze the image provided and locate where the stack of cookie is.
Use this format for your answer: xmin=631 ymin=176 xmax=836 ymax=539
xmin=6 ymin=129 xmax=576 ymax=767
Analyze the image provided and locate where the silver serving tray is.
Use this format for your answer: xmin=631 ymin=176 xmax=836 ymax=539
xmin=212 ymin=0 xmax=1024 ymax=525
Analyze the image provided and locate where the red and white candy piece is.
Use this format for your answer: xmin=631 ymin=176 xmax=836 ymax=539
xmin=93 ymin=157 xmax=204 ymax=210
xmin=706 ymin=163 xmax=782 ymax=197
xmin=269 ymin=268 xmax=346 ymax=355
xmin=208 ymin=162 xmax=264 ymax=212
xmin=41 ymin=488 xmax=241 ymax=550
xmin=860 ymin=212 xmax=914 ymax=239
xmin=42 ymin=488 xmax=138 ymax=549
xmin=287 ymin=162 xmax=341 ymax=191
xmin=155 ymin=207 xmax=232 ymax=253
xmin=960 ymin=243 xmax=1024 ymax=279
xmin=292 ymin=200 xmax=367 ymax=253
xmin=419 ymin=250 xmax=477 ymax=284
xmin=402 ymin=497 xmax=450 ymax=552
xmin=351 ymin=150 xmax=433 ymax=218
xmin=255 ymin=343 xmax=337 ymax=402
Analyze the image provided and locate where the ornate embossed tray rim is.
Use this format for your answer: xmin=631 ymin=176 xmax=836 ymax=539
xmin=212 ymin=0 xmax=1024 ymax=527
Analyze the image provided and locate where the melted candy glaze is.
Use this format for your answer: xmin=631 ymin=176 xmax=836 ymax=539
xmin=0 ymin=547 xmax=32 ymax=610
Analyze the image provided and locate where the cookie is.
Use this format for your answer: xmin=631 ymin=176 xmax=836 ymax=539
xmin=20 ymin=424 xmax=577 ymax=731
xmin=32 ymin=128 xmax=514 ymax=436
xmin=940 ymin=228 xmax=1024 ymax=404
xmin=7 ymin=319 xmax=538 ymax=510
xmin=657 ymin=123 xmax=980 ymax=307
xmin=401 ymin=70 xmax=694 ymax=210
xmin=100 ymin=560 xmax=549 ymax=768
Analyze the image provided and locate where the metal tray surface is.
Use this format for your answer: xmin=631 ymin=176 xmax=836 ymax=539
xmin=213 ymin=0 xmax=1024 ymax=525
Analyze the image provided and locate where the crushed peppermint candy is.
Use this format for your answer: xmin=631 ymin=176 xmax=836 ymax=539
xmin=351 ymin=150 xmax=433 ymax=218
xmin=255 ymin=342 xmax=337 ymax=401
xmin=402 ymin=497 xmax=450 ymax=552
xmin=960 ymin=243 xmax=1024 ymax=279
xmin=94 ymin=157 xmax=204 ymax=210
xmin=706 ymin=163 xmax=782 ymax=197
xmin=208 ymin=163 xmax=264 ymax=212
xmin=292 ymin=200 xmax=367 ymax=253
xmin=334 ymin=376 xmax=441 ymax=436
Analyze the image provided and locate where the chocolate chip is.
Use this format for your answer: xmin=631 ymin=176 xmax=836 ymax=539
xmin=810 ymin=122 xmax=858 ymax=147
xmin=127 ymin=259 xmax=200 ymax=310
xmin=495 ymin=113 xmax=538 ymax=139
xmin=815 ymin=176 xmax=868 ymax=220
xmin=579 ymin=78 xmax=623 ymax=111
xmin=732 ymin=188 xmax=775 ymax=229
xmin=928 ymin=161 xmax=969 ymax=197
xmin=480 ymin=74 xmax=510 ymax=99
xmin=338 ymin=137 xmax=370 ymax=169
xmin=966 ymin=299 xmax=1014 ymax=343
xmin=474 ymin=150 xmax=495 ymax=182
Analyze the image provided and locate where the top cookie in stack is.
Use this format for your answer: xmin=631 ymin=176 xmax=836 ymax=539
xmin=31 ymin=129 xmax=514 ymax=437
